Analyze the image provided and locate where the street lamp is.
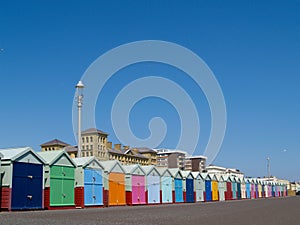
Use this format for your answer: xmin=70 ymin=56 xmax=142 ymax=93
xmin=76 ymin=80 xmax=84 ymax=157
xmin=267 ymin=156 xmax=270 ymax=181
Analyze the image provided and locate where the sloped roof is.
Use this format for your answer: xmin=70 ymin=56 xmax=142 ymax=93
xmin=141 ymin=165 xmax=160 ymax=175
xmin=108 ymin=148 xmax=148 ymax=159
xmin=81 ymin=128 xmax=108 ymax=135
xmin=64 ymin=145 xmax=78 ymax=153
xmin=72 ymin=156 xmax=103 ymax=169
xmin=128 ymin=147 xmax=156 ymax=153
xmin=40 ymin=139 xmax=70 ymax=147
xmin=122 ymin=164 xmax=146 ymax=175
xmin=0 ymin=146 xmax=45 ymax=163
xmin=156 ymin=167 xmax=171 ymax=176
xmin=181 ymin=170 xmax=194 ymax=179
xmin=168 ymin=168 xmax=183 ymax=178
xmin=101 ymin=160 xmax=125 ymax=173
xmin=37 ymin=150 xmax=75 ymax=166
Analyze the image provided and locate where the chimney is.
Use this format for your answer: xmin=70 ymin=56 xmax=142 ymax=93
xmin=106 ymin=141 xmax=112 ymax=149
xmin=114 ymin=144 xmax=121 ymax=151
xmin=123 ymin=146 xmax=130 ymax=150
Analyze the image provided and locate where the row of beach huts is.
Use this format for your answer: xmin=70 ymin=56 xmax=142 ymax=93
xmin=0 ymin=147 xmax=288 ymax=211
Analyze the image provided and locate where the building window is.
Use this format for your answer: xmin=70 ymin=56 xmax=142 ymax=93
xmin=82 ymin=146 xmax=84 ymax=150
xmin=90 ymin=136 xmax=93 ymax=142
xmin=90 ymin=152 xmax=93 ymax=156
xmin=86 ymin=137 xmax=89 ymax=143
xmin=82 ymin=137 xmax=84 ymax=143
xmin=90 ymin=145 xmax=93 ymax=150
xmin=86 ymin=152 xmax=89 ymax=157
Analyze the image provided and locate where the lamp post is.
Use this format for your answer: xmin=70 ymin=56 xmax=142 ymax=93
xmin=267 ymin=156 xmax=270 ymax=181
xmin=76 ymin=80 xmax=84 ymax=158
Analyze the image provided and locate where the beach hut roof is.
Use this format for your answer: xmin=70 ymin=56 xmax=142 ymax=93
xmin=0 ymin=147 xmax=45 ymax=164
xmin=156 ymin=167 xmax=172 ymax=177
xmin=37 ymin=150 xmax=75 ymax=167
xmin=122 ymin=164 xmax=146 ymax=175
xmin=73 ymin=156 xmax=104 ymax=169
xmin=168 ymin=168 xmax=183 ymax=179
xmin=141 ymin=165 xmax=160 ymax=176
xmin=101 ymin=160 xmax=125 ymax=173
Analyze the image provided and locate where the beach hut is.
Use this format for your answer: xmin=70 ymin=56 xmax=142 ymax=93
xmin=203 ymin=173 xmax=212 ymax=202
xmin=216 ymin=174 xmax=226 ymax=201
xmin=257 ymin=179 xmax=263 ymax=198
xmin=0 ymin=147 xmax=45 ymax=211
xmin=262 ymin=180 xmax=266 ymax=197
xmin=181 ymin=171 xmax=195 ymax=203
xmin=268 ymin=181 xmax=272 ymax=198
xmin=250 ymin=178 xmax=256 ymax=199
xmin=157 ymin=168 xmax=173 ymax=203
xmin=73 ymin=157 xmax=104 ymax=208
xmin=209 ymin=174 xmax=219 ymax=201
xmin=263 ymin=181 xmax=269 ymax=198
xmin=236 ymin=177 xmax=242 ymax=199
xmin=192 ymin=172 xmax=205 ymax=202
xmin=38 ymin=150 xmax=76 ymax=210
xmin=101 ymin=160 xmax=126 ymax=206
xmin=254 ymin=179 xmax=259 ymax=198
xmin=123 ymin=164 xmax=146 ymax=206
xmin=241 ymin=178 xmax=247 ymax=199
xmin=245 ymin=178 xmax=251 ymax=199
xmin=224 ymin=175 xmax=233 ymax=200
xmin=169 ymin=168 xmax=184 ymax=203
xmin=142 ymin=165 xmax=161 ymax=204
xmin=283 ymin=184 xmax=287 ymax=197
xmin=275 ymin=182 xmax=279 ymax=197
xmin=231 ymin=176 xmax=237 ymax=200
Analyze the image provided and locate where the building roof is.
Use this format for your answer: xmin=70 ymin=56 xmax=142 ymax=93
xmin=185 ymin=155 xmax=207 ymax=160
xmin=101 ymin=160 xmax=125 ymax=173
xmin=64 ymin=145 xmax=78 ymax=153
xmin=40 ymin=139 xmax=70 ymax=147
xmin=73 ymin=156 xmax=96 ymax=167
xmin=0 ymin=146 xmax=46 ymax=163
xmin=168 ymin=168 xmax=183 ymax=178
xmin=108 ymin=148 xmax=148 ymax=159
xmin=141 ymin=165 xmax=160 ymax=175
xmin=122 ymin=164 xmax=146 ymax=175
xmin=129 ymin=147 xmax=156 ymax=154
xmin=81 ymin=128 xmax=108 ymax=135
xmin=37 ymin=150 xmax=75 ymax=166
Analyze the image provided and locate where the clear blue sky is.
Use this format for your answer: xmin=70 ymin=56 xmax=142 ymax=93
xmin=0 ymin=1 xmax=299 ymax=181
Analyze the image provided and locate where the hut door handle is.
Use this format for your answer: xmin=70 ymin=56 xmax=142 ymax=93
xmin=28 ymin=175 xmax=33 ymax=179
xmin=62 ymin=172 xmax=66 ymax=176
xmin=93 ymin=195 xmax=96 ymax=199
xmin=27 ymin=195 xmax=32 ymax=200
xmin=62 ymin=194 xmax=66 ymax=198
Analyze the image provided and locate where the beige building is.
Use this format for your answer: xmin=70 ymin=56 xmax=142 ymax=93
xmin=106 ymin=144 xmax=157 ymax=166
xmin=40 ymin=128 xmax=157 ymax=165
xmin=80 ymin=128 xmax=108 ymax=160
xmin=40 ymin=139 xmax=70 ymax=152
